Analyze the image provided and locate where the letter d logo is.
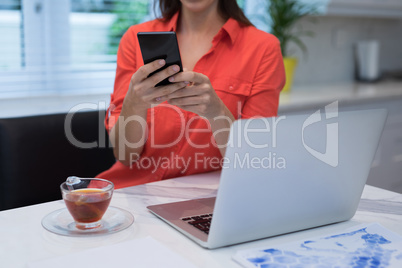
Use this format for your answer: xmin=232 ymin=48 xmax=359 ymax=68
xmin=302 ymin=101 xmax=338 ymax=167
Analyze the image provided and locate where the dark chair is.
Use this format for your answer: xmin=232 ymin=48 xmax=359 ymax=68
xmin=0 ymin=110 xmax=116 ymax=210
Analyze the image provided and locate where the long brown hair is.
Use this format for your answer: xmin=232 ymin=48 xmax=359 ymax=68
xmin=158 ymin=0 xmax=253 ymax=26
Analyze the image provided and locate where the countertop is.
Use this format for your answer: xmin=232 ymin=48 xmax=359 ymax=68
xmin=279 ymin=80 xmax=402 ymax=113
xmin=0 ymin=81 xmax=401 ymax=118
xmin=1 ymin=171 xmax=402 ymax=267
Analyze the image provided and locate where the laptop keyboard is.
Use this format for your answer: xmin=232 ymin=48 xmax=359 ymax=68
xmin=181 ymin=213 xmax=213 ymax=234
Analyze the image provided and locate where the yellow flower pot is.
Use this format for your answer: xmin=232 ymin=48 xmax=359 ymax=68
xmin=282 ymin=57 xmax=298 ymax=93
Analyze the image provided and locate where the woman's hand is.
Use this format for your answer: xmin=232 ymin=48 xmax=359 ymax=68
xmin=124 ymin=59 xmax=189 ymax=111
xmin=110 ymin=59 xmax=187 ymax=165
xmin=166 ymin=71 xmax=226 ymax=120
xmin=166 ymin=71 xmax=235 ymax=157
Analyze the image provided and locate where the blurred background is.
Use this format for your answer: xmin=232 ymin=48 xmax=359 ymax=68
xmin=1 ymin=0 xmax=401 ymax=99
xmin=0 ymin=0 xmax=401 ymax=194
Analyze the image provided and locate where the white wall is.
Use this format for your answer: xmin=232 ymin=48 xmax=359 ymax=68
xmin=291 ymin=16 xmax=402 ymax=85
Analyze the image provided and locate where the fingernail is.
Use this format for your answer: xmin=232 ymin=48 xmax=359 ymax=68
xmin=169 ymin=77 xmax=174 ymax=82
xmin=155 ymin=97 xmax=161 ymax=102
xmin=159 ymin=60 xmax=165 ymax=66
xmin=184 ymin=81 xmax=189 ymax=85
xmin=172 ymin=65 xmax=179 ymax=72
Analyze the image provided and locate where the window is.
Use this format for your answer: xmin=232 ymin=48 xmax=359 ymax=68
xmin=0 ymin=0 xmax=21 ymax=71
xmin=0 ymin=0 xmax=267 ymax=99
xmin=0 ymin=0 xmax=152 ymax=98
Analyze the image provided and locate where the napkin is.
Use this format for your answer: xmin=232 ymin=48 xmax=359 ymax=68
xmin=27 ymin=236 xmax=196 ymax=268
xmin=233 ymin=223 xmax=402 ymax=268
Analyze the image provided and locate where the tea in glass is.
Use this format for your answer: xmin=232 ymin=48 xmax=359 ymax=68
xmin=61 ymin=178 xmax=114 ymax=230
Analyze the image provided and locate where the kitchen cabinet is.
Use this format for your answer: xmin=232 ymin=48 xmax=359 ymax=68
xmin=345 ymin=99 xmax=402 ymax=193
xmin=279 ymin=81 xmax=402 ymax=193
xmin=325 ymin=0 xmax=402 ymax=19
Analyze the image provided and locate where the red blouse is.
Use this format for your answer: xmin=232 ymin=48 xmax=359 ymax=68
xmin=97 ymin=12 xmax=285 ymax=188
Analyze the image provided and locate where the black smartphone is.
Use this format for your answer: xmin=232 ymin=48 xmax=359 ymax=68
xmin=137 ymin=31 xmax=183 ymax=87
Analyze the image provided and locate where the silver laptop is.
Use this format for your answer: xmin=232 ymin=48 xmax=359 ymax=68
xmin=147 ymin=106 xmax=387 ymax=249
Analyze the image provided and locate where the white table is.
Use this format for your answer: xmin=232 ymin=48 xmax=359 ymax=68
xmin=1 ymin=171 xmax=402 ymax=268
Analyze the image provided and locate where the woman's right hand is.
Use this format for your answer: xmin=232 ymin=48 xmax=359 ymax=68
xmin=111 ymin=59 xmax=187 ymax=165
xmin=124 ymin=59 xmax=188 ymax=111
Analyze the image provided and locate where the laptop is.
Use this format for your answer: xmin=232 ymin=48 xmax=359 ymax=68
xmin=147 ymin=106 xmax=387 ymax=249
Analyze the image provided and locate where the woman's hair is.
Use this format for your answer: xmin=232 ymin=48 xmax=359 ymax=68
xmin=158 ymin=0 xmax=253 ymax=26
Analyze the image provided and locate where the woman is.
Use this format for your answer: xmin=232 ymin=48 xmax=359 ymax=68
xmin=97 ymin=0 xmax=285 ymax=188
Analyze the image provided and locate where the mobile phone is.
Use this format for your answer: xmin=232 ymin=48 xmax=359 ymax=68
xmin=137 ymin=31 xmax=183 ymax=87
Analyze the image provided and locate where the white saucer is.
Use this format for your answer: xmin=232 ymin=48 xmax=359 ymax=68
xmin=42 ymin=206 xmax=134 ymax=236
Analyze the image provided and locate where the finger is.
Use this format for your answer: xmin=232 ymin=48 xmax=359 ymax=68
xmin=168 ymin=95 xmax=206 ymax=107
xmin=168 ymin=71 xmax=207 ymax=85
xmin=132 ymin=59 xmax=166 ymax=82
xmin=142 ymin=82 xmax=188 ymax=103
xmin=153 ymin=81 xmax=188 ymax=99
xmin=166 ymin=86 xmax=200 ymax=99
xmin=147 ymin=64 xmax=181 ymax=87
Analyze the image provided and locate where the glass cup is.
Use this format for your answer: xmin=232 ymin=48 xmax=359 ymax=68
xmin=60 ymin=178 xmax=114 ymax=230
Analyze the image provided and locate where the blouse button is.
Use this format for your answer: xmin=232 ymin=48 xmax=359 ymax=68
xmin=229 ymin=85 xmax=234 ymax=90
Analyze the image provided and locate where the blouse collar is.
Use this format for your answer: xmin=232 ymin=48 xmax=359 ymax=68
xmin=167 ymin=11 xmax=242 ymax=45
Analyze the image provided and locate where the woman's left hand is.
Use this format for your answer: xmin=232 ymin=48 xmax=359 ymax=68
xmin=166 ymin=71 xmax=226 ymax=120
xmin=167 ymin=71 xmax=235 ymax=156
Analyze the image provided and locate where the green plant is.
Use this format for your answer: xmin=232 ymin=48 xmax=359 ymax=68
xmin=268 ymin=0 xmax=317 ymax=57
xmin=108 ymin=0 xmax=149 ymax=54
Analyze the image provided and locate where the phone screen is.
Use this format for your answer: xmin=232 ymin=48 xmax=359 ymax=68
xmin=137 ymin=32 xmax=183 ymax=87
